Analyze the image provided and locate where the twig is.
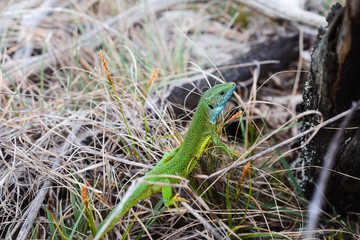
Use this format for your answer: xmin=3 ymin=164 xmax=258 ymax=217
xmin=305 ymin=101 xmax=360 ymax=239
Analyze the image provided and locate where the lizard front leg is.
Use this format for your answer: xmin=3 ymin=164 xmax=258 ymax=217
xmin=210 ymin=132 xmax=241 ymax=158
xmin=162 ymin=179 xmax=189 ymax=214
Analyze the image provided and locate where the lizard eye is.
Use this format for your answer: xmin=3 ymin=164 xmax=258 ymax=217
xmin=219 ymin=91 xmax=225 ymax=96
xmin=208 ymin=104 xmax=214 ymax=110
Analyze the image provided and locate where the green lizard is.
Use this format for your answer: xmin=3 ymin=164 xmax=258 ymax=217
xmin=92 ymin=82 xmax=239 ymax=239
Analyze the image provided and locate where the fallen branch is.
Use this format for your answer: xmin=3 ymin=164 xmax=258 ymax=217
xmin=235 ymin=0 xmax=327 ymax=28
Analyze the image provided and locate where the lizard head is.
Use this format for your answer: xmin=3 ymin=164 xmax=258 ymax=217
xmin=201 ymin=82 xmax=236 ymax=124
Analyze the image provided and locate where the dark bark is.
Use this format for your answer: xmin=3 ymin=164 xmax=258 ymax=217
xmin=296 ymin=0 xmax=360 ymax=214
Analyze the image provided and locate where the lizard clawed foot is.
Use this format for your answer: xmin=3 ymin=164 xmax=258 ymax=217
xmin=171 ymin=193 xmax=189 ymax=204
xmin=165 ymin=193 xmax=189 ymax=219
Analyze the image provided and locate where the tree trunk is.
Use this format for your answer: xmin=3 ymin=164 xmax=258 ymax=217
xmin=295 ymin=0 xmax=360 ymax=214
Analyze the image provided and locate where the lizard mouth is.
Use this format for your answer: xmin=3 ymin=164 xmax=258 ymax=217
xmin=218 ymin=84 xmax=236 ymax=105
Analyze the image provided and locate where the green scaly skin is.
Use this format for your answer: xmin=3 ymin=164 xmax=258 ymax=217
xmin=92 ymin=82 xmax=239 ymax=239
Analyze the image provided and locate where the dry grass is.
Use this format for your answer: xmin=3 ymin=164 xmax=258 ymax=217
xmin=0 ymin=0 xmax=357 ymax=239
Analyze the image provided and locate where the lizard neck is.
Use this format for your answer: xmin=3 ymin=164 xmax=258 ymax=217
xmin=175 ymin=104 xmax=214 ymax=174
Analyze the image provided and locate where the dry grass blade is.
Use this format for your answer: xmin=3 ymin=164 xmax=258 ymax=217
xmin=181 ymin=201 xmax=225 ymax=240
xmin=8 ymin=124 xmax=81 ymax=240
